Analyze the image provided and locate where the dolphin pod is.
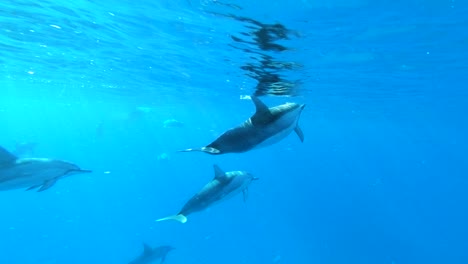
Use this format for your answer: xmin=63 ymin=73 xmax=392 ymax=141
xmin=180 ymin=96 xmax=305 ymax=154
xmin=2 ymin=96 xmax=305 ymax=263
xmin=154 ymin=96 xmax=305 ymax=224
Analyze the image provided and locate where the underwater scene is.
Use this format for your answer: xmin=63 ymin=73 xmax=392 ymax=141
xmin=1 ymin=0 xmax=467 ymax=263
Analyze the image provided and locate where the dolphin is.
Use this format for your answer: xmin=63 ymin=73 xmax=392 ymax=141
xmin=13 ymin=141 xmax=38 ymax=156
xmin=0 ymin=146 xmax=92 ymax=192
xmin=180 ymin=96 xmax=305 ymax=154
xmin=156 ymin=164 xmax=258 ymax=224
xmin=163 ymin=119 xmax=184 ymax=128
xmin=128 ymin=243 xmax=174 ymax=264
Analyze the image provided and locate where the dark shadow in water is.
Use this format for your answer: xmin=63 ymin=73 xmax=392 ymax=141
xmin=238 ymin=51 xmax=301 ymax=97
xmin=211 ymin=12 xmax=302 ymax=97
xmin=229 ymin=16 xmax=293 ymax=52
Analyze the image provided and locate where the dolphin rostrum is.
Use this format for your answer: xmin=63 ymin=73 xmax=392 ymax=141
xmin=156 ymin=164 xmax=258 ymax=224
xmin=0 ymin=146 xmax=92 ymax=192
xmin=180 ymin=96 xmax=305 ymax=154
xmin=128 ymin=243 xmax=174 ymax=264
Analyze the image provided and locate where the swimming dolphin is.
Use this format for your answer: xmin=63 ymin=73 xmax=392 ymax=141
xmin=163 ymin=119 xmax=184 ymax=128
xmin=128 ymin=243 xmax=174 ymax=264
xmin=0 ymin=146 xmax=92 ymax=192
xmin=156 ymin=164 xmax=258 ymax=224
xmin=180 ymin=96 xmax=305 ymax=154
xmin=13 ymin=141 xmax=38 ymax=157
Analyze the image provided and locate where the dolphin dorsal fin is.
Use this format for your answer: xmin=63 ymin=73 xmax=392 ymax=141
xmin=213 ymin=164 xmax=226 ymax=180
xmin=251 ymin=96 xmax=269 ymax=114
xmin=0 ymin=146 xmax=17 ymax=167
xmin=250 ymin=96 xmax=273 ymax=126
xmin=143 ymin=243 xmax=152 ymax=255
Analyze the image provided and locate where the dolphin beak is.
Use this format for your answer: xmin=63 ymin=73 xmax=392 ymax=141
xmin=77 ymin=169 xmax=92 ymax=174
xmin=253 ymin=177 xmax=260 ymax=181
xmin=63 ymin=169 xmax=92 ymax=177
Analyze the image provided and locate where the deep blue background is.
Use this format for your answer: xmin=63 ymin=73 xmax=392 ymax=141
xmin=1 ymin=0 xmax=467 ymax=263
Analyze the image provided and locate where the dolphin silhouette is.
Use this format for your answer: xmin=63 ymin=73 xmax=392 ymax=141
xmin=156 ymin=164 xmax=258 ymax=224
xmin=0 ymin=146 xmax=92 ymax=192
xmin=180 ymin=96 xmax=305 ymax=154
xmin=12 ymin=141 xmax=38 ymax=156
xmin=128 ymin=243 xmax=174 ymax=264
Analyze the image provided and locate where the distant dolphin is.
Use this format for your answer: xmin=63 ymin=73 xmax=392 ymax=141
xmin=180 ymin=96 xmax=305 ymax=154
xmin=163 ymin=119 xmax=184 ymax=128
xmin=0 ymin=146 xmax=92 ymax=192
xmin=128 ymin=243 xmax=174 ymax=264
xmin=12 ymin=141 xmax=38 ymax=156
xmin=156 ymin=164 xmax=258 ymax=224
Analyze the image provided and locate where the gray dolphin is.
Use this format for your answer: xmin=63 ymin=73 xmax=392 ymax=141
xmin=0 ymin=146 xmax=92 ymax=192
xmin=13 ymin=141 xmax=38 ymax=156
xmin=156 ymin=164 xmax=258 ymax=224
xmin=128 ymin=243 xmax=174 ymax=264
xmin=180 ymin=96 xmax=305 ymax=154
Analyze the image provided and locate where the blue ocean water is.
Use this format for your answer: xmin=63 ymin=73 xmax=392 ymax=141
xmin=1 ymin=0 xmax=467 ymax=263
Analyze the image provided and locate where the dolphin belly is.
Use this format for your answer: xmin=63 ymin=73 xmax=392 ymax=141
xmin=0 ymin=174 xmax=45 ymax=190
xmin=213 ymin=179 xmax=250 ymax=202
xmin=179 ymin=191 xmax=219 ymax=216
xmin=206 ymin=125 xmax=264 ymax=153
xmin=253 ymin=123 xmax=296 ymax=149
xmin=0 ymin=167 xmax=64 ymax=191
xmin=252 ymin=108 xmax=302 ymax=149
xmin=179 ymin=171 xmax=252 ymax=215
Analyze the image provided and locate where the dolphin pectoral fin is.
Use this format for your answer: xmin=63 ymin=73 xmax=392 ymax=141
xmin=243 ymin=188 xmax=249 ymax=202
xmin=161 ymin=255 xmax=167 ymax=264
xmin=156 ymin=214 xmax=188 ymax=224
xmin=294 ymin=125 xmax=304 ymax=142
xmin=25 ymin=185 xmax=41 ymax=191
xmin=37 ymin=178 xmax=58 ymax=192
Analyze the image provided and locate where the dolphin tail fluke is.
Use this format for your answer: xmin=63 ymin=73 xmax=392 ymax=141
xmin=178 ymin=148 xmax=203 ymax=153
xmin=178 ymin=147 xmax=220 ymax=154
xmin=294 ymin=126 xmax=304 ymax=142
xmin=156 ymin=214 xmax=188 ymax=224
